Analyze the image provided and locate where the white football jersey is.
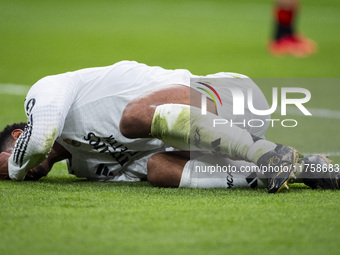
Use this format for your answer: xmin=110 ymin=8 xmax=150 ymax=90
xmin=8 ymin=60 xmax=269 ymax=181
xmin=8 ymin=61 xmax=192 ymax=181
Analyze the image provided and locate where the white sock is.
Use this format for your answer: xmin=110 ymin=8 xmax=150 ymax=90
xmin=179 ymin=155 xmax=267 ymax=189
xmin=246 ymin=139 xmax=277 ymax=163
xmin=151 ymin=104 xmax=254 ymax=159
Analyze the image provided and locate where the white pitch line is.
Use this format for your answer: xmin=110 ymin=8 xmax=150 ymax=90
xmin=279 ymin=106 xmax=340 ymax=120
xmin=308 ymin=108 xmax=340 ymax=120
xmin=303 ymin=152 xmax=340 ymax=157
xmin=0 ymin=83 xmax=30 ymax=95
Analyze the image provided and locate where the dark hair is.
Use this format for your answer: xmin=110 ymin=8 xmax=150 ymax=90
xmin=0 ymin=122 xmax=27 ymax=153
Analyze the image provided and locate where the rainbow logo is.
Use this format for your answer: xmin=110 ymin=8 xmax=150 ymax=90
xmin=196 ymin=82 xmax=222 ymax=106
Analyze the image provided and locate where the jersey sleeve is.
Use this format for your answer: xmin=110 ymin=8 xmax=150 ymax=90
xmin=8 ymin=75 xmax=78 ymax=181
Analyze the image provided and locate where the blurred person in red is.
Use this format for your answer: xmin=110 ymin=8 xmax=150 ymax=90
xmin=269 ymin=0 xmax=317 ymax=57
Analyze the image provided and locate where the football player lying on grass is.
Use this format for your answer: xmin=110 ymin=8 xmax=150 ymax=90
xmin=0 ymin=61 xmax=338 ymax=192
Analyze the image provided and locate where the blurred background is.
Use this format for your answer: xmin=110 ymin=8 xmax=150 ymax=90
xmin=1 ymin=0 xmax=339 ymax=83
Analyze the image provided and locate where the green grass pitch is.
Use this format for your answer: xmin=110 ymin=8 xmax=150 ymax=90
xmin=0 ymin=0 xmax=339 ymax=254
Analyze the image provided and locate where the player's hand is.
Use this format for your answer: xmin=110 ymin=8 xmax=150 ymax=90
xmin=23 ymin=142 xmax=70 ymax=181
xmin=24 ymin=161 xmax=50 ymax=181
xmin=0 ymin=152 xmax=11 ymax=180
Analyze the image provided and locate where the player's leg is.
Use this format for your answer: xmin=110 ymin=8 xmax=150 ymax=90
xmin=148 ymin=151 xmax=340 ymax=190
xmin=120 ymin=84 xmax=300 ymax=193
xmin=120 ymin=84 xmax=259 ymax=162
xmin=147 ymin=151 xmax=267 ymax=189
xmin=120 ymin=84 xmax=258 ymax=159
xmin=274 ymin=0 xmax=298 ymax=41
xmin=120 ymin=85 xmax=217 ymax=138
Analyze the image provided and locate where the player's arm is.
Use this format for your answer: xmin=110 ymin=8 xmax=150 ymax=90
xmin=8 ymin=75 xmax=78 ymax=181
xmin=24 ymin=142 xmax=71 ymax=181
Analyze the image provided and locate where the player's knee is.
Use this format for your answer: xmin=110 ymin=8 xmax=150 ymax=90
xmin=119 ymin=102 xmax=155 ymax=138
xmin=147 ymin=174 xmax=160 ymax=187
xmin=119 ymin=108 xmax=144 ymax=138
xmin=119 ymin=110 xmax=136 ymax=138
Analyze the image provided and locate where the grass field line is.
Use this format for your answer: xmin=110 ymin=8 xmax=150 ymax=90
xmin=304 ymin=152 xmax=340 ymax=157
xmin=277 ymin=105 xmax=340 ymax=120
xmin=1 ymin=83 xmax=340 ymax=120
xmin=0 ymin=83 xmax=30 ymax=95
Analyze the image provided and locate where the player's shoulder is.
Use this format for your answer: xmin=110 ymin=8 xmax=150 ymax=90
xmin=204 ymin=72 xmax=250 ymax=79
xmin=28 ymin=73 xmax=71 ymax=93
